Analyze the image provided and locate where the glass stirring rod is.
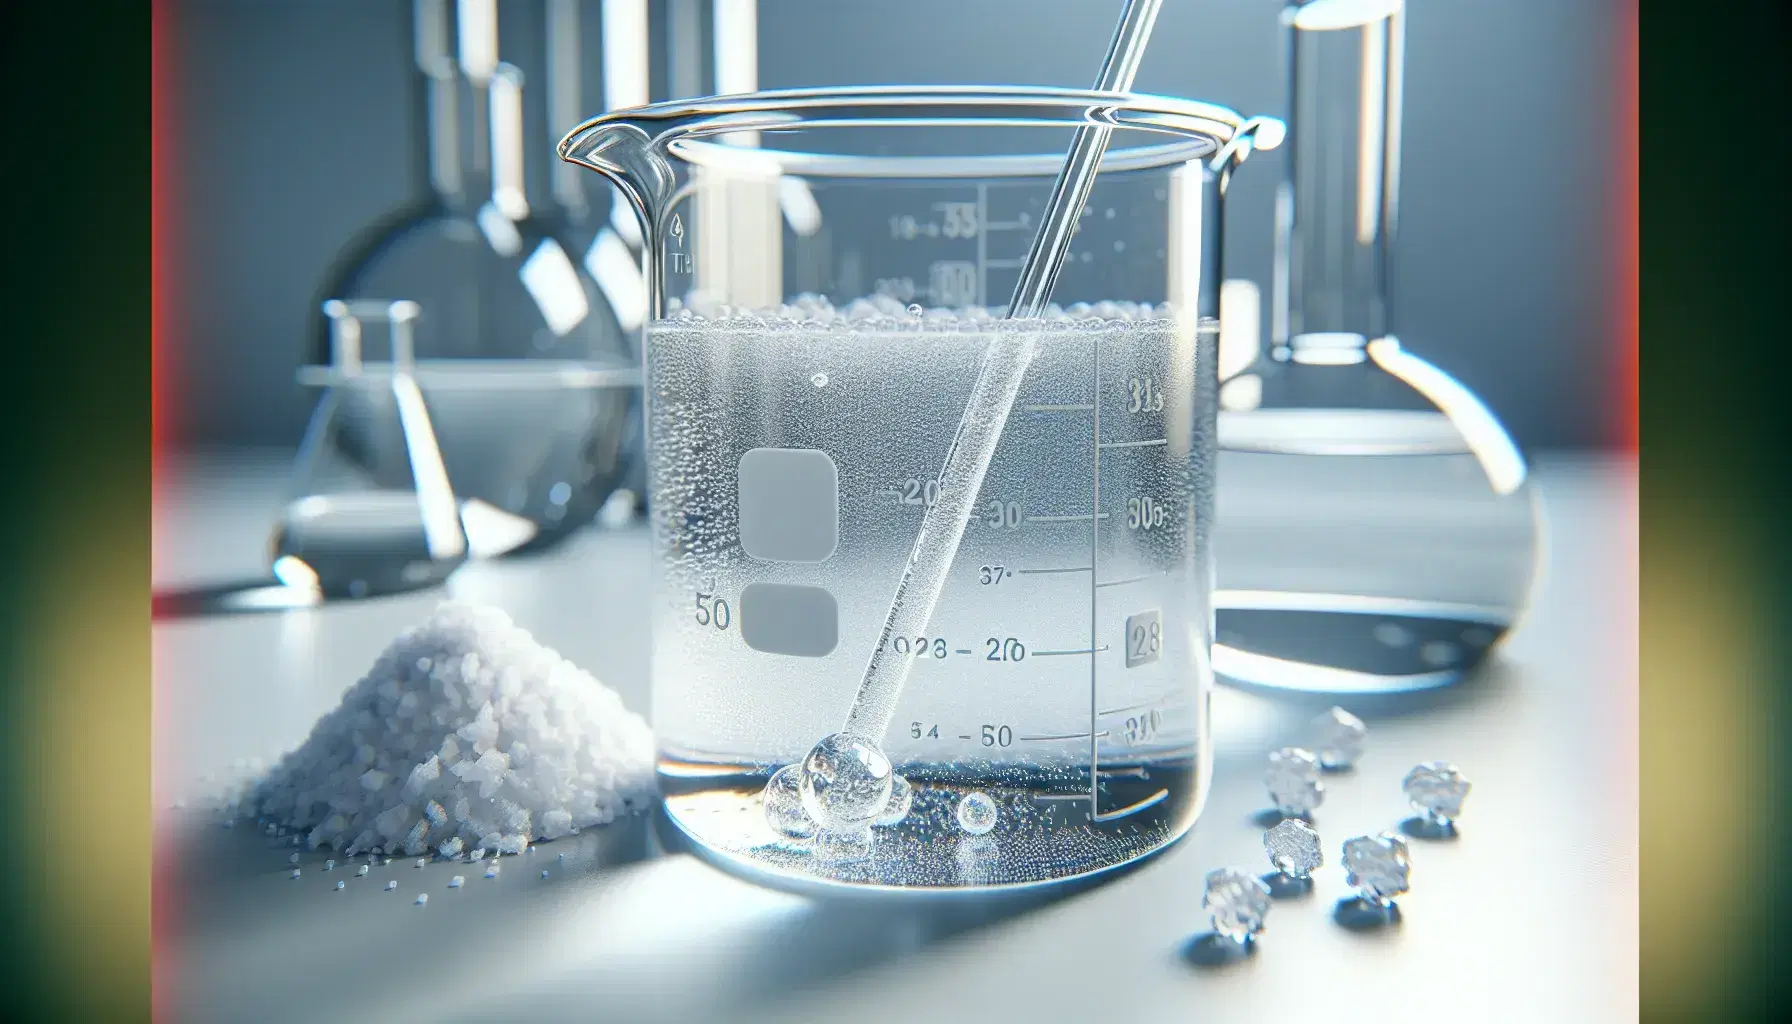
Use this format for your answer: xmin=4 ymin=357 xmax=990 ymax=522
xmin=840 ymin=0 xmax=1165 ymax=742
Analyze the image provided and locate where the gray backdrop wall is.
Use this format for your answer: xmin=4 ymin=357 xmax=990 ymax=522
xmin=166 ymin=0 xmax=1620 ymax=450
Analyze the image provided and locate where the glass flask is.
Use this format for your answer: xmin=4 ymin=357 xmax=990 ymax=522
xmin=304 ymin=0 xmax=636 ymax=557
xmin=274 ymin=301 xmax=470 ymax=599
xmin=1211 ymin=0 xmax=1542 ymax=694
xmin=560 ymin=86 xmax=1280 ymax=890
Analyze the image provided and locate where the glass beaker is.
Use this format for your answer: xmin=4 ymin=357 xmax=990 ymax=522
xmin=1211 ymin=0 xmax=1542 ymax=694
xmin=309 ymin=0 xmax=636 ymax=554
xmin=560 ymin=87 xmax=1278 ymax=890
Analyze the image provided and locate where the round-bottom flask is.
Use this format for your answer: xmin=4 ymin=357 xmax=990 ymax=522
xmin=1213 ymin=337 xmax=1541 ymax=693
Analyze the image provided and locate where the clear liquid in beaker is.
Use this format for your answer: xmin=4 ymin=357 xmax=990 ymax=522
xmin=646 ymin=300 xmax=1213 ymax=888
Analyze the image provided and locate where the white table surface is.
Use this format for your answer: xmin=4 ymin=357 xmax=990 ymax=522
xmin=154 ymin=451 xmax=1638 ymax=1023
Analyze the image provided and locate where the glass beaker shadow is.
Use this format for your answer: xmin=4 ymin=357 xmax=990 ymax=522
xmin=648 ymin=804 xmax=1120 ymax=994
xmin=149 ymin=574 xmax=441 ymax=620
xmin=1224 ymin=654 xmax=1522 ymax=722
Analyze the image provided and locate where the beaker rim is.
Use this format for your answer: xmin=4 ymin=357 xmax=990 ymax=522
xmin=559 ymin=85 xmax=1269 ymax=180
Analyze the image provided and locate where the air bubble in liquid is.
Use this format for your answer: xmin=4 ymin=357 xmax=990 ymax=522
xmin=956 ymin=791 xmax=998 ymax=836
xmin=762 ymin=764 xmax=816 ymax=839
xmin=799 ymin=732 xmax=893 ymax=831
xmin=873 ymin=774 xmax=913 ymax=827
xmin=906 ymin=303 xmax=923 ymax=318
xmin=810 ymin=372 xmax=828 ymax=388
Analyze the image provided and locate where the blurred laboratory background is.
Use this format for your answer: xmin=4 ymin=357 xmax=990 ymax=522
xmin=161 ymin=0 xmax=1625 ymax=457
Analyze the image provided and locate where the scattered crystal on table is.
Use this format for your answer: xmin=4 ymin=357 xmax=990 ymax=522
xmin=1265 ymin=747 xmax=1325 ymax=818
xmin=1264 ymin=818 xmax=1323 ymax=879
xmin=1311 ymin=706 xmax=1367 ymax=770
xmin=1403 ymin=761 xmax=1472 ymax=826
xmin=1342 ymin=833 xmax=1412 ymax=907
xmin=1203 ymin=868 xmax=1273 ymax=944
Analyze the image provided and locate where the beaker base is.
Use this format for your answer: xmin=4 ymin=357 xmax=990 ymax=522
xmin=658 ymin=757 xmax=1203 ymax=894
xmin=1213 ymin=596 xmax=1511 ymax=694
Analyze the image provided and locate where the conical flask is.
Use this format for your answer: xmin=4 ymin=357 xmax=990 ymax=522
xmin=1212 ymin=0 xmax=1542 ymax=693
xmin=306 ymin=0 xmax=636 ymax=554
xmin=274 ymin=301 xmax=473 ymax=598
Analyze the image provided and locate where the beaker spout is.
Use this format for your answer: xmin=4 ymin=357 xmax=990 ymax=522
xmin=557 ymin=120 xmax=672 ymax=253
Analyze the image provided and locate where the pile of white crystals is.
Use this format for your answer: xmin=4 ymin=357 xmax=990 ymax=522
xmin=250 ymin=602 xmax=655 ymax=857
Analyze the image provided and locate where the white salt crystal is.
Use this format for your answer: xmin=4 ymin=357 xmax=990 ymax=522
xmin=438 ymin=837 xmax=464 ymax=860
xmin=335 ymin=881 xmax=345 ymax=891
xmin=402 ymin=820 xmax=429 ymax=856
xmin=374 ymin=804 xmax=410 ymax=840
xmin=415 ymin=893 xmax=428 ymax=905
xmin=402 ymin=759 xmax=441 ymax=801
xmin=448 ymin=875 xmax=464 ymax=888
xmin=244 ymin=604 xmax=655 ymax=855
xmin=290 ymin=869 xmax=300 ymax=879
xmin=356 ymin=864 xmax=369 ymax=876
xmin=458 ymin=704 xmax=500 ymax=755
xmin=288 ymin=853 xmax=300 ymax=864
xmin=385 ymin=880 xmax=397 ymax=891
xmin=415 ymin=859 xmax=426 ymax=869
xmin=540 ymin=870 xmax=548 ymax=879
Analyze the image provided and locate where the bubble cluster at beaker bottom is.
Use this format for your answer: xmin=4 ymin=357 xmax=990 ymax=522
xmin=815 ymin=825 xmax=873 ymax=862
xmin=956 ymin=791 xmax=999 ymax=836
xmin=762 ymin=764 xmax=815 ymax=840
xmin=799 ymin=732 xmax=894 ymax=831
xmin=874 ymin=773 xmax=913 ymax=827
xmin=955 ymin=835 xmax=999 ymax=879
